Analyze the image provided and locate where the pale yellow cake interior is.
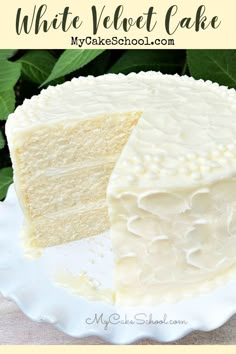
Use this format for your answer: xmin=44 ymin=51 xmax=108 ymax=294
xmin=12 ymin=112 xmax=140 ymax=248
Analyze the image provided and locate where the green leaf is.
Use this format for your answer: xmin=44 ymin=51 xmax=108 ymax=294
xmin=0 ymin=89 xmax=15 ymax=120
xmin=0 ymin=167 xmax=13 ymax=200
xmin=187 ymin=50 xmax=236 ymax=88
xmin=109 ymin=50 xmax=185 ymax=74
xmin=17 ymin=50 xmax=57 ymax=85
xmin=0 ymin=130 xmax=5 ymax=149
xmin=78 ymin=51 xmax=112 ymax=77
xmin=43 ymin=49 xmax=105 ymax=85
xmin=0 ymin=60 xmax=21 ymax=92
xmin=0 ymin=50 xmax=17 ymax=60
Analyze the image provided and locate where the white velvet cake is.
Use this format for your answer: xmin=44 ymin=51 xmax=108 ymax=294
xmin=6 ymin=72 xmax=236 ymax=305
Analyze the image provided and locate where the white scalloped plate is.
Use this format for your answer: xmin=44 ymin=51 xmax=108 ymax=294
xmin=0 ymin=185 xmax=236 ymax=344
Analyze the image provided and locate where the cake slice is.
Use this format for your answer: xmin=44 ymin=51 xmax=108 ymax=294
xmin=6 ymin=110 xmax=140 ymax=248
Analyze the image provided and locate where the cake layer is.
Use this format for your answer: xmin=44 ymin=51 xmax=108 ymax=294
xmin=18 ymin=162 xmax=114 ymax=216
xmin=23 ymin=206 xmax=109 ymax=248
xmin=10 ymin=113 xmax=140 ymax=169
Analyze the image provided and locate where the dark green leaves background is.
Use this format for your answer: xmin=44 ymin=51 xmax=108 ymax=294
xmin=0 ymin=49 xmax=235 ymax=199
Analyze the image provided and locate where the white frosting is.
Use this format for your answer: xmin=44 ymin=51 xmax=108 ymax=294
xmin=108 ymin=179 xmax=236 ymax=304
xmin=6 ymin=71 xmax=236 ymax=305
xmin=7 ymin=72 xmax=236 ymax=189
xmin=7 ymin=71 xmax=236 ymax=187
xmin=108 ymin=111 xmax=236 ymax=189
xmin=103 ymin=72 xmax=236 ymax=305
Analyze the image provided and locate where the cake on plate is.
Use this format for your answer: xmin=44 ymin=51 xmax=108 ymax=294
xmin=6 ymin=72 xmax=236 ymax=305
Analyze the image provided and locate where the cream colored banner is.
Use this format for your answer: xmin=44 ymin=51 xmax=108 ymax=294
xmin=0 ymin=0 xmax=235 ymax=49
xmin=0 ymin=346 xmax=235 ymax=353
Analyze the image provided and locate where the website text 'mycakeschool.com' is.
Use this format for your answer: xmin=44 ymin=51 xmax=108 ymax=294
xmin=71 ymin=35 xmax=175 ymax=47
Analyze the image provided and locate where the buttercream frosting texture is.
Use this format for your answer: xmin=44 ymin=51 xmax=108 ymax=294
xmin=6 ymin=71 xmax=236 ymax=305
